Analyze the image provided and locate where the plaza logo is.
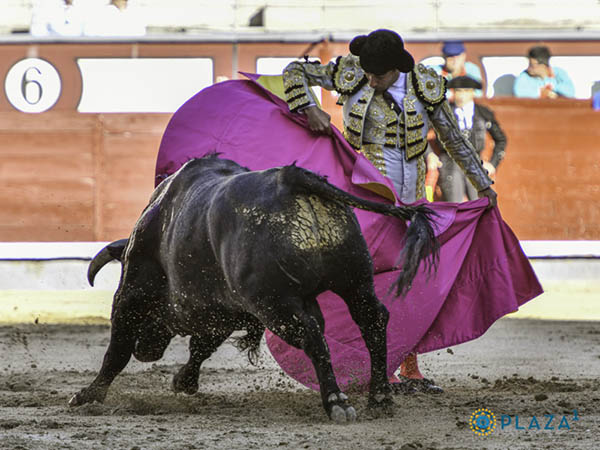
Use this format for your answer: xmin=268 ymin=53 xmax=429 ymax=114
xmin=469 ymin=409 xmax=580 ymax=436
xmin=469 ymin=408 xmax=497 ymax=436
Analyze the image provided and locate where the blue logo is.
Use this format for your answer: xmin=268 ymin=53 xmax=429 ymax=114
xmin=500 ymin=410 xmax=579 ymax=431
xmin=469 ymin=409 xmax=580 ymax=436
xmin=469 ymin=408 xmax=496 ymax=436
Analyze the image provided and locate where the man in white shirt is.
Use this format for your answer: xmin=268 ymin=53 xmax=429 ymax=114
xmin=438 ymin=76 xmax=507 ymax=202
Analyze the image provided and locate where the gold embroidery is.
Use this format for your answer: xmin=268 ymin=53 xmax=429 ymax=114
xmin=406 ymin=140 xmax=428 ymax=160
xmin=358 ymin=143 xmax=386 ymax=176
xmin=288 ymin=96 xmax=311 ymax=111
xmin=333 ymin=55 xmax=367 ymax=94
xmin=282 ymin=60 xmax=335 ymax=111
xmin=343 ymin=89 xmax=373 ymax=149
xmin=283 ymin=70 xmax=311 ymax=112
xmin=343 ymin=129 xmax=362 ymax=150
xmin=285 ymin=86 xmax=307 ymax=101
xmin=283 ymin=70 xmax=304 ymax=91
xmin=406 ymin=129 xmax=424 ymax=145
xmin=416 ymin=155 xmax=427 ymax=199
xmin=363 ymin=94 xmax=398 ymax=147
xmin=403 ymin=73 xmax=428 ymax=160
xmin=405 ymin=113 xmax=424 ymax=130
xmin=412 ymin=63 xmax=446 ymax=109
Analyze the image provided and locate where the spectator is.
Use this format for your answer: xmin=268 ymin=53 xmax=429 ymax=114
xmin=83 ymin=0 xmax=146 ymax=37
xmin=593 ymin=92 xmax=600 ymax=111
xmin=438 ymin=76 xmax=507 ymax=203
xmin=592 ymin=83 xmax=600 ymax=110
xmin=30 ymin=0 xmax=84 ymax=36
xmin=513 ymin=46 xmax=575 ymax=98
xmin=432 ymin=40 xmax=483 ymax=97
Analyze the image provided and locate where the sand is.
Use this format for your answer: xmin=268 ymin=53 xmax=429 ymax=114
xmin=0 ymin=317 xmax=599 ymax=449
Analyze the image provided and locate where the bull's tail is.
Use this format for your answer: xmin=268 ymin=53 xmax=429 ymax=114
xmin=87 ymin=238 xmax=128 ymax=286
xmin=231 ymin=319 xmax=265 ymax=366
xmin=280 ymin=165 xmax=439 ymax=297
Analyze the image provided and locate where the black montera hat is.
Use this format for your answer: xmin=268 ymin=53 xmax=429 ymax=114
xmin=447 ymin=75 xmax=482 ymax=90
xmin=349 ymin=29 xmax=415 ymax=75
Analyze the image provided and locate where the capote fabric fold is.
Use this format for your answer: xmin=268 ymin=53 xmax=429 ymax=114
xmin=155 ymin=76 xmax=543 ymax=391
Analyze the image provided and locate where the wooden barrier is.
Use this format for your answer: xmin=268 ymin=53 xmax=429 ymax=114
xmin=1 ymin=38 xmax=599 ymax=242
xmin=479 ymin=97 xmax=600 ymax=240
xmin=1 ymin=97 xmax=598 ymax=242
xmin=0 ymin=111 xmax=169 ymax=241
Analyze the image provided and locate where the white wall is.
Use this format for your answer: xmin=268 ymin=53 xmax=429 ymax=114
xmin=4 ymin=0 xmax=600 ymax=34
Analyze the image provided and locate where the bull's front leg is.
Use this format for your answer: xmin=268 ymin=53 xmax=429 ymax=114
xmin=69 ymin=306 xmax=138 ymax=406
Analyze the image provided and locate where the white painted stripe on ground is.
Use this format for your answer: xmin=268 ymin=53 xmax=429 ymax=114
xmin=520 ymin=240 xmax=600 ymax=258
xmin=1 ymin=241 xmax=600 ymax=260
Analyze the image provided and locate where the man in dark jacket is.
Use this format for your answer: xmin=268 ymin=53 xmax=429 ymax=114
xmin=438 ymin=75 xmax=507 ymax=202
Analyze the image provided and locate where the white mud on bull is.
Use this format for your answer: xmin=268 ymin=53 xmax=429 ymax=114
xmin=1 ymin=318 xmax=599 ymax=449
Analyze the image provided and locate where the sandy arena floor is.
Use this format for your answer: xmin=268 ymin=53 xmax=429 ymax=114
xmin=0 ymin=317 xmax=599 ymax=450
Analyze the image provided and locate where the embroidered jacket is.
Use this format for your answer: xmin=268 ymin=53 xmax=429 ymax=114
xmin=283 ymin=55 xmax=493 ymax=197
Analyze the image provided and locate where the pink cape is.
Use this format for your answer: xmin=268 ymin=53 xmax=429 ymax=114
xmin=156 ymin=78 xmax=543 ymax=391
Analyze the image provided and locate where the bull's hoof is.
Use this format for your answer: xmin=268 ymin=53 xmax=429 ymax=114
xmin=68 ymin=387 xmax=106 ymax=407
xmin=172 ymin=370 xmax=199 ymax=395
xmin=367 ymin=392 xmax=395 ymax=418
xmin=326 ymin=392 xmax=357 ymax=423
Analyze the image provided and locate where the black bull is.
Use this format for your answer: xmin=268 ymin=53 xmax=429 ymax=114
xmin=69 ymin=155 xmax=438 ymax=422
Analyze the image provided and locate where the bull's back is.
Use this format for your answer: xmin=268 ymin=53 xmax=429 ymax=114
xmin=212 ymin=170 xmax=369 ymax=295
xmin=253 ymin=193 xmax=354 ymax=253
xmin=149 ymin=160 xmax=370 ymax=297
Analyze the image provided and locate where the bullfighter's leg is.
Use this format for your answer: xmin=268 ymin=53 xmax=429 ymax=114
xmin=332 ymin=281 xmax=393 ymax=411
xmin=253 ymin=296 xmax=356 ymax=423
xmin=69 ymin=298 xmax=139 ymax=406
xmin=172 ymin=324 xmax=235 ymax=395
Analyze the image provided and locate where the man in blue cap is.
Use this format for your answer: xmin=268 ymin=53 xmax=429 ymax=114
xmin=433 ymin=41 xmax=483 ymax=97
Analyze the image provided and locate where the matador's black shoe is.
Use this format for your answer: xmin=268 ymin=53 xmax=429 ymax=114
xmin=392 ymin=375 xmax=444 ymax=394
xmin=389 ymin=374 xmax=417 ymax=395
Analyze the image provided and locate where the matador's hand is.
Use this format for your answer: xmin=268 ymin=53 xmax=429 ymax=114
xmin=303 ymin=106 xmax=332 ymax=135
xmin=478 ymin=187 xmax=498 ymax=209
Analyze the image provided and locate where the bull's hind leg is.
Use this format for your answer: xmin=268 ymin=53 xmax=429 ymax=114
xmin=332 ymin=281 xmax=393 ymax=412
xmin=133 ymin=315 xmax=174 ymax=362
xmin=254 ymin=296 xmax=356 ymax=423
xmin=172 ymin=323 xmax=235 ymax=395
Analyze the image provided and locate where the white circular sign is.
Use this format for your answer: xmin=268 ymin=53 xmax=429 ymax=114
xmin=5 ymin=58 xmax=62 ymax=113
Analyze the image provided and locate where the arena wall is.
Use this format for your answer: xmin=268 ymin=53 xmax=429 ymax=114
xmin=1 ymin=37 xmax=599 ymax=242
